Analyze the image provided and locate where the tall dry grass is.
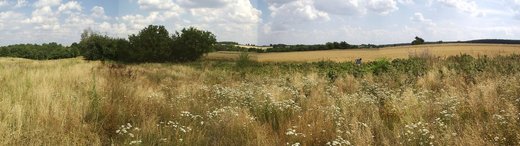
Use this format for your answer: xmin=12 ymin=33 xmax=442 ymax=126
xmin=0 ymin=56 xmax=520 ymax=145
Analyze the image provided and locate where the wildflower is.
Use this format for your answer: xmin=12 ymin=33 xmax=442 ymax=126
xmin=129 ymin=140 xmax=142 ymax=145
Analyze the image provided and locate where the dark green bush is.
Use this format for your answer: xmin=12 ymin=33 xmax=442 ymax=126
xmin=78 ymin=25 xmax=216 ymax=63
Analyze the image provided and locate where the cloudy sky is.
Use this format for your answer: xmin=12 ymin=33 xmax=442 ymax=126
xmin=0 ymin=0 xmax=519 ymax=46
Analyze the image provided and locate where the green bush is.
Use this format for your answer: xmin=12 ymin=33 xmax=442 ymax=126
xmin=172 ymin=27 xmax=217 ymax=61
xmin=79 ymin=33 xmax=126 ymax=60
xmin=78 ymin=25 xmax=216 ymax=63
xmin=127 ymin=25 xmax=173 ymax=62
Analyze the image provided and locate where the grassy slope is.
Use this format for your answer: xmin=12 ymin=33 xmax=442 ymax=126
xmin=1 ymin=56 xmax=520 ymax=145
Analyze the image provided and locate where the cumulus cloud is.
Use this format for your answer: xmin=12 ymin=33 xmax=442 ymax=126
xmin=23 ymin=6 xmax=61 ymax=30
xmin=367 ymin=0 xmax=399 ymax=15
xmin=58 ymin=1 xmax=82 ymax=13
xmin=273 ymin=0 xmax=399 ymax=17
xmin=267 ymin=0 xmax=329 ymax=32
xmin=33 ymin=0 xmax=62 ymax=8
xmin=177 ymin=0 xmax=229 ymax=8
xmin=513 ymin=0 xmax=520 ymax=19
xmin=314 ymin=0 xmax=364 ymax=16
xmin=91 ymin=6 xmax=109 ymax=19
xmin=398 ymin=0 xmax=414 ymax=4
xmin=0 ymin=11 xmax=25 ymax=31
xmin=436 ymin=0 xmax=484 ymax=17
xmin=410 ymin=12 xmax=435 ymax=26
xmin=0 ymin=0 xmax=8 ymax=7
xmin=137 ymin=0 xmax=179 ymax=10
xmin=15 ymin=0 xmax=28 ymax=8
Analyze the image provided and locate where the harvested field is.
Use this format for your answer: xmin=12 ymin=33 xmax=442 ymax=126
xmin=205 ymin=43 xmax=520 ymax=62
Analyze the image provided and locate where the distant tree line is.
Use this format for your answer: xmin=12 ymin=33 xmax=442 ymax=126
xmin=261 ymin=42 xmax=381 ymax=53
xmin=465 ymin=39 xmax=520 ymax=44
xmin=0 ymin=42 xmax=79 ymax=60
xmin=214 ymin=42 xmax=248 ymax=52
xmin=79 ymin=25 xmax=216 ymax=62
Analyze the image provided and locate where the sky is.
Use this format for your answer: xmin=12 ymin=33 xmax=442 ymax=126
xmin=0 ymin=0 xmax=520 ymax=46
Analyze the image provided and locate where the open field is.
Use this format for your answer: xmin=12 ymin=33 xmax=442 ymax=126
xmin=206 ymin=43 xmax=520 ymax=62
xmin=2 ymin=55 xmax=520 ymax=145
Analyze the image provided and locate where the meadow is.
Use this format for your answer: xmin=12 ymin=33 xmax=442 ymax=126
xmin=206 ymin=43 xmax=520 ymax=62
xmin=1 ymin=52 xmax=520 ymax=145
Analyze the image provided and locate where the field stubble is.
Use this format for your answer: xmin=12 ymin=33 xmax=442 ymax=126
xmin=206 ymin=43 xmax=520 ymax=62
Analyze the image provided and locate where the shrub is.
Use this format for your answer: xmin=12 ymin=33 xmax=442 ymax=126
xmin=172 ymin=27 xmax=217 ymax=61
xmin=79 ymin=33 xmax=126 ymax=60
xmin=127 ymin=25 xmax=173 ymax=62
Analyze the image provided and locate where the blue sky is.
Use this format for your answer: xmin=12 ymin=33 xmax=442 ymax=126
xmin=0 ymin=0 xmax=519 ymax=46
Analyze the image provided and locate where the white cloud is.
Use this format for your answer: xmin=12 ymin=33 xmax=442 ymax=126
xmin=184 ymin=0 xmax=261 ymax=43
xmin=513 ymin=0 xmax=520 ymax=19
xmin=0 ymin=0 xmax=8 ymax=7
xmin=137 ymin=0 xmax=179 ymax=10
xmin=367 ymin=0 xmax=399 ymax=15
xmin=120 ymin=0 xmax=261 ymax=43
xmin=23 ymin=6 xmax=61 ymax=30
xmin=34 ymin=0 xmax=62 ymax=8
xmin=436 ymin=0 xmax=484 ymax=17
xmin=314 ymin=0 xmax=365 ymax=16
xmin=398 ymin=0 xmax=414 ymax=4
xmin=121 ymin=13 xmax=158 ymax=30
xmin=269 ymin=0 xmax=330 ymax=22
xmin=410 ymin=12 xmax=435 ymax=26
xmin=0 ymin=11 xmax=25 ymax=31
xmin=58 ymin=1 xmax=82 ymax=13
xmin=177 ymin=0 xmax=229 ymax=8
xmin=15 ymin=0 xmax=28 ymax=8
xmin=91 ymin=6 xmax=109 ymax=19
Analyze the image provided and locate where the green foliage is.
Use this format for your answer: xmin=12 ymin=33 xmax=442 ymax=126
xmin=391 ymin=58 xmax=428 ymax=76
xmin=267 ymin=42 xmax=363 ymax=53
xmin=79 ymin=32 xmax=127 ymax=61
xmin=235 ymin=51 xmax=252 ymax=69
xmin=78 ymin=25 xmax=216 ymax=62
xmin=412 ymin=36 xmax=425 ymax=45
xmin=369 ymin=58 xmax=392 ymax=75
xmin=127 ymin=25 xmax=173 ymax=62
xmin=172 ymin=27 xmax=217 ymax=61
xmin=0 ymin=42 xmax=79 ymax=60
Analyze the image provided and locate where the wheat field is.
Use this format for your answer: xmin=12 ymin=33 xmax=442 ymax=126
xmin=206 ymin=43 xmax=520 ymax=62
xmin=1 ymin=54 xmax=520 ymax=145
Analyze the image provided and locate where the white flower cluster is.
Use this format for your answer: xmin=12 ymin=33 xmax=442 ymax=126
xmin=326 ymin=136 xmax=352 ymax=146
xmin=115 ymin=123 xmax=142 ymax=145
xmin=158 ymin=120 xmax=192 ymax=133
xmin=402 ymin=121 xmax=435 ymax=146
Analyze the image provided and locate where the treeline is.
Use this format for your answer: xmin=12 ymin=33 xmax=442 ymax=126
xmin=214 ymin=42 xmax=248 ymax=52
xmin=465 ymin=39 xmax=520 ymax=44
xmin=79 ymin=25 xmax=216 ymax=62
xmin=264 ymin=42 xmax=379 ymax=53
xmin=0 ymin=43 xmax=79 ymax=60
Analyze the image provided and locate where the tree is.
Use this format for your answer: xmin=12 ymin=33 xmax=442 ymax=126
xmin=339 ymin=41 xmax=350 ymax=49
xmin=172 ymin=27 xmax=216 ymax=61
xmin=128 ymin=25 xmax=173 ymax=62
xmin=79 ymin=28 xmax=127 ymax=61
xmin=412 ymin=36 xmax=425 ymax=45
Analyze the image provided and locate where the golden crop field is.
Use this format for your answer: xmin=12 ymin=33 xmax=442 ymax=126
xmin=206 ymin=43 xmax=520 ymax=62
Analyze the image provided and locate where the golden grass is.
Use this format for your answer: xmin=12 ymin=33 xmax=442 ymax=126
xmin=206 ymin=43 xmax=520 ymax=62
xmin=1 ymin=56 xmax=520 ymax=145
